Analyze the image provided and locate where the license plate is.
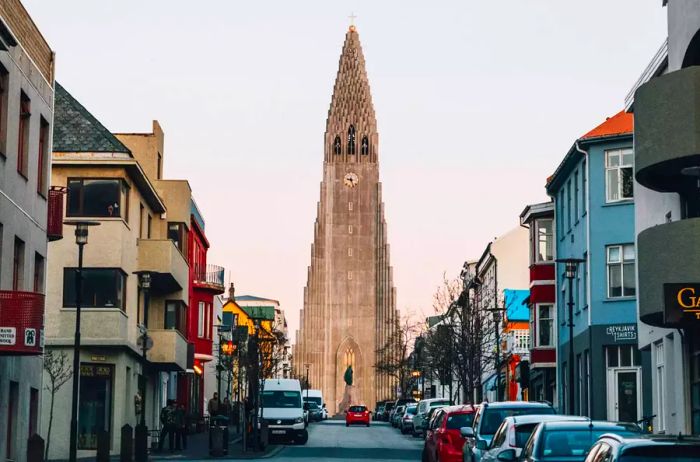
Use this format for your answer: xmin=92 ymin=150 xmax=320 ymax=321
xmin=271 ymin=430 xmax=286 ymax=435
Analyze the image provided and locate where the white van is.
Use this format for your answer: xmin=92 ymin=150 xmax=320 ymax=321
xmin=261 ymin=378 xmax=308 ymax=444
xmin=302 ymin=389 xmax=326 ymax=419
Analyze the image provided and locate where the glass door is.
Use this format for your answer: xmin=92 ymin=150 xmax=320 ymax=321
xmin=615 ymin=370 xmax=639 ymax=423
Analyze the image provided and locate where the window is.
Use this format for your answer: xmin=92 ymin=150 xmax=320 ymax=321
xmin=164 ymin=300 xmax=186 ymax=334
xmin=348 ymin=271 xmax=353 ymax=280
xmin=6 ymin=381 xmax=18 ymax=459
xmin=333 ymin=136 xmax=341 ymax=155
xmin=147 ymin=214 xmax=152 ymax=238
xmin=33 ymin=252 xmax=44 ymax=293
xmin=606 ymin=345 xmax=641 ymax=368
xmin=534 ymin=219 xmax=553 ymax=262
xmin=198 ymin=302 xmax=205 ymax=338
xmin=17 ymin=91 xmax=30 ymax=177
xmin=37 ymin=117 xmax=49 ymax=196
xmin=361 ymin=136 xmax=369 ymax=155
xmin=13 ymin=237 xmax=25 ymax=290
xmin=63 ymin=268 xmax=126 ymax=309
xmin=582 ymin=159 xmax=587 ymax=214
xmin=607 ymin=244 xmax=636 ymax=297
xmin=655 ymin=342 xmax=665 ymax=432
xmin=348 ymin=225 xmax=353 ymax=234
xmin=139 ymin=204 xmax=144 ymax=238
xmin=0 ymin=64 xmax=8 ymax=156
xmin=168 ymin=222 xmax=187 ymax=255
xmin=558 ymin=191 xmax=564 ymax=237
xmin=157 ymin=152 xmax=162 ymax=179
xmin=566 ymin=180 xmax=572 ymax=230
xmin=582 ymin=253 xmax=588 ymax=307
xmin=574 ymin=170 xmax=579 ymax=220
xmin=347 ymin=125 xmax=356 ymax=155
xmin=605 ymin=148 xmax=634 ymax=202
xmin=67 ymin=179 xmax=129 ymax=219
xmin=348 ymin=248 xmax=353 ymax=257
xmin=348 ymin=202 xmax=353 ymax=211
xmin=537 ymin=304 xmax=554 ymax=347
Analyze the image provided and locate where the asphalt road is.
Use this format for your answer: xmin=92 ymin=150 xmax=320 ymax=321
xmin=272 ymin=419 xmax=423 ymax=462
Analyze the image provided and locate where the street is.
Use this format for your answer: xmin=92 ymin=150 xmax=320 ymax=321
xmin=272 ymin=420 xmax=423 ymax=462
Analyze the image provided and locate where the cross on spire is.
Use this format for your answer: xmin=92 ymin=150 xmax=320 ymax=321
xmin=348 ymin=12 xmax=357 ymax=28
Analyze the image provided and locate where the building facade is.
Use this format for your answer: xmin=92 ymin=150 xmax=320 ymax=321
xmin=0 ymin=1 xmax=55 ymax=458
xmin=547 ymin=111 xmax=650 ymax=420
xmin=502 ymin=289 xmax=530 ymax=401
xmin=633 ymin=0 xmax=700 ymax=435
xmin=519 ymin=201 xmax=557 ymax=405
xmin=293 ymin=26 xmax=399 ymax=413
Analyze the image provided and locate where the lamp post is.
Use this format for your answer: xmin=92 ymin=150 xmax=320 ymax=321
xmin=486 ymin=306 xmax=505 ymax=401
xmin=556 ymin=258 xmax=584 ymax=415
xmin=304 ymin=363 xmax=311 ymax=403
xmin=64 ymin=220 xmax=99 ymax=462
xmin=133 ymin=271 xmax=153 ymax=462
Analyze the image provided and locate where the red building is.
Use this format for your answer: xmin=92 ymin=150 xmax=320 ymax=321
xmin=178 ymin=199 xmax=224 ymax=421
xmin=520 ymin=201 xmax=556 ymax=404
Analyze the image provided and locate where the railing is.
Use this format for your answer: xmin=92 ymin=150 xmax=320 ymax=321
xmin=193 ymin=264 xmax=225 ymax=289
xmin=47 ymin=186 xmax=66 ymax=241
xmin=0 ymin=290 xmax=44 ymax=354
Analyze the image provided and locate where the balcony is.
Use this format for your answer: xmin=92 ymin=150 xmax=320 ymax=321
xmin=47 ymin=187 xmax=65 ymax=241
xmin=635 ymin=66 xmax=700 ymax=193
xmin=193 ymin=264 xmax=225 ymax=294
xmin=638 ymin=217 xmax=700 ymax=327
xmin=0 ymin=291 xmax=44 ymax=355
xmin=148 ymin=329 xmax=189 ymax=371
xmin=137 ymin=239 xmax=189 ymax=295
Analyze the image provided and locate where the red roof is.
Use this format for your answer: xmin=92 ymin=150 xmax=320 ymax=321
xmin=580 ymin=110 xmax=633 ymax=140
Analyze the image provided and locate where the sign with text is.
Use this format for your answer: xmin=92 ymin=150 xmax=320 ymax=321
xmin=605 ymin=325 xmax=637 ymax=343
xmin=0 ymin=327 xmax=16 ymax=345
xmin=664 ymin=283 xmax=700 ymax=325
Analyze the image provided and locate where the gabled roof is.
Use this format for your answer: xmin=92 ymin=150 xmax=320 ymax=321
xmin=580 ymin=110 xmax=634 ymax=140
xmin=241 ymin=306 xmax=275 ymax=321
xmin=53 ymin=82 xmax=131 ymax=154
xmin=235 ymin=295 xmax=280 ymax=305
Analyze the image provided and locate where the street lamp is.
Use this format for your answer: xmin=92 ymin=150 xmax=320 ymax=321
xmin=486 ymin=306 xmax=505 ymax=401
xmin=64 ymin=220 xmax=100 ymax=462
xmin=556 ymin=257 xmax=585 ymax=415
xmin=133 ymin=270 xmax=153 ymax=462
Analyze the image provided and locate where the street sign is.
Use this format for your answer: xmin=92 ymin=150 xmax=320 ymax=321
xmin=0 ymin=327 xmax=16 ymax=345
xmin=137 ymin=335 xmax=153 ymax=351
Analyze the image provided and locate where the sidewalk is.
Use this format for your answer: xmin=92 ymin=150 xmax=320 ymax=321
xmin=150 ymin=426 xmax=281 ymax=460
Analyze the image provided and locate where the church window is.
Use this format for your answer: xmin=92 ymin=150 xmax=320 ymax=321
xmin=345 ymin=348 xmax=355 ymax=368
xmin=348 ymin=202 xmax=353 ymax=211
xmin=333 ymin=136 xmax=341 ymax=155
xmin=348 ymin=248 xmax=353 ymax=257
xmin=348 ymin=271 xmax=353 ymax=280
xmin=347 ymin=125 xmax=356 ymax=155
xmin=348 ymin=225 xmax=353 ymax=234
xmin=361 ymin=136 xmax=369 ymax=155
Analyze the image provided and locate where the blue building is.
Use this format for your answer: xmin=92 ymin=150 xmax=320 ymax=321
xmin=546 ymin=111 xmax=649 ymax=420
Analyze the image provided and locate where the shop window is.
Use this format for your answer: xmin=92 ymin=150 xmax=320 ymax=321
xmin=17 ymin=91 xmax=30 ymax=177
xmin=537 ymin=304 xmax=554 ymax=347
xmin=63 ymin=268 xmax=126 ymax=309
xmin=168 ymin=222 xmax=187 ymax=255
xmin=534 ymin=219 xmax=554 ymax=262
xmin=78 ymin=364 xmax=113 ymax=449
xmin=607 ymin=244 xmax=636 ymax=298
xmin=605 ymin=148 xmax=634 ymax=202
xmin=67 ymin=178 xmax=129 ymax=219
xmin=165 ymin=300 xmax=186 ymax=335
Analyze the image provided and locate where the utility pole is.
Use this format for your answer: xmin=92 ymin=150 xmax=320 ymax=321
xmin=557 ymin=258 xmax=584 ymax=415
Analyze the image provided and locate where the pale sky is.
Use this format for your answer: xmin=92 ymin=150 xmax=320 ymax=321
xmin=24 ymin=1 xmax=667 ymax=342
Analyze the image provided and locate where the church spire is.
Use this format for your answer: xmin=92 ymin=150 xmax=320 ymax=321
xmin=325 ymin=27 xmax=378 ymax=163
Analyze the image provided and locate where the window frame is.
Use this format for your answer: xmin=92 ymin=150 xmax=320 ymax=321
xmin=198 ymin=301 xmax=205 ymax=338
xmin=16 ymin=91 xmax=30 ymax=178
xmin=167 ymin=222 xmax=188 ymax=256
xmin=535 ymin=303 xmax=554 ymax=348
xmin=66 ymin=177 xmax=130 ymax=220
xmin=164 ymin=299 xmax=187 ymax=335
xmin=62 ymin=267 xmax=127 ymax=309
xmin=12 ymin=236 xmax=25 ymax=291
xmin=0 ymin=64 xmax=8 ymax=158
xmin=606 ymin=244 xmax=636 ymax=298
xmin=605 ymin=148 xmax=634 ymax=203
xmin=37 ymin=117 xmax=49 ymax=197
xmin=533 ymin=218 xmax=554 ymax=262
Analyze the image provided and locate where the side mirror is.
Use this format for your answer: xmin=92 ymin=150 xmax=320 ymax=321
xmin=460 ymin=427 xmax=475 ymax=438
xmin=497 ymin=449 xmax=517 ymax=462
xmin=475 ymin=439 xmax=488 ymax=450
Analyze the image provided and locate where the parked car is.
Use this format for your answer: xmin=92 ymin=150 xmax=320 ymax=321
xmin=305 ymin=401 xmax=323 ymax=422
xmin=389 ymin=397 xmax=417 ymax=424
xmin=375 ymin=403 xmax=386 ymax=421
xmin=517 ymin=421 xmax=640 ymax=462
xmin=476 ymin=415 xmax=588 ymax=462
xmin=345 ymin=405 xmax=370 ymax=427
xmin=462 ymin=401 xmax=555 ymax=462
xmin=400 ymin=404 xmax=418 ymax=434
xmin=585 ymin=434 xmax=700 ymax=462
xmin=382 ymin=402 xmax=395 ymax=422
xmin=392 ymin=405 xmax=406 ymax=428
xmin=423 ymin=405 xmax=477 ymax=462
xmin=424 ymin=405 xmax=450 ymax=439
xmin=414 ymin=398 xmax=452 ymax=437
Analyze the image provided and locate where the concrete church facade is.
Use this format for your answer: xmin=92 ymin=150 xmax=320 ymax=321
xmin=294 ymin=26 xmax=398 ymax=414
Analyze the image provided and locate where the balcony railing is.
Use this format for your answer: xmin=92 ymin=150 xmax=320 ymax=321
xmin=193 ymin=264 xmax=225 ymax=292
xmin=47 ymin=186 xmax=66 ymax=242
xmin=0 ymin=290 xmax=44 ymax=355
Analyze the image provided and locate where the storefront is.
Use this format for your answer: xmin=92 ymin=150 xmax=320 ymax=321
xmin=78 ymin=363 xmax=114 ymax=449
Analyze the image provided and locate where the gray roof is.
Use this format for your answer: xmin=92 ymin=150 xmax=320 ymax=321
xmin=53 ymin=82 xmax=131 ymax=154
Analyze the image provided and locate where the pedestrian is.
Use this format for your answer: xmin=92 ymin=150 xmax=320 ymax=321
xmin=174 ymin=403 xmax=188 ymax=450
xmin=158 ymin=400 xmax=177 ymax=452
xmin=222 ymin=397 xmax=232 ymax=421
xmin=208 ymin=392 xmax=220 ymax=417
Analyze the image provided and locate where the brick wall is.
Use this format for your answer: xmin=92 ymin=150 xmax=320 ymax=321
xmin=0 ymin=0 xmax=53 ymax=83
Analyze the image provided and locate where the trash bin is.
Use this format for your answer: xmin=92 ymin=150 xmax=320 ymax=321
xmin=209 ymin=415 xmax=229 ymax=456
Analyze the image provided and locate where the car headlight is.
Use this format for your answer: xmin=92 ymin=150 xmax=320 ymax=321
xmin=295 ymin=417 xmax=304 ymax=423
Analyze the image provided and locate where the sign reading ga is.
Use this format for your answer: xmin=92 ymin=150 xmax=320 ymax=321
xmin=664 ymin=283 xmax=700 ymax=325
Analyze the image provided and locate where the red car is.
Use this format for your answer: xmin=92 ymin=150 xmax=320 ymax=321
xmin=422 ymin=405 xmax=476 ymax=462
xmin=345 ymin=405 xmax=370 ymax=427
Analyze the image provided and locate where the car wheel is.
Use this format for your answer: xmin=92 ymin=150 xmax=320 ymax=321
xmin=366 ymin=422 xmax=370 ymax=427
xmin=297 ymin=431 xmax=308 ymax=445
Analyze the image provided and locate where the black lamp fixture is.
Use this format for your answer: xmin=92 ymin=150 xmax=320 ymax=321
xmin=133 ymin=270 xmax=153 ymax=462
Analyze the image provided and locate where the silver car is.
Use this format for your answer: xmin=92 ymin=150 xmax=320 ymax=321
xmin=412 ymin=398 xmax=451 ymax=437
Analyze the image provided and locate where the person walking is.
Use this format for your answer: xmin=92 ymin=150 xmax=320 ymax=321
xmin=158 ymin=400 xmax=177 ymax=452
xmin=208 ymin=392 xmax=220 ymax=417
xmin=174 ymin=403 xmax=188 ymax=451
xmin=222 ymin=397 xmax=232 ymax=421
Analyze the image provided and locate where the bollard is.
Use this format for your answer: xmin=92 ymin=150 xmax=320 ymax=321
xmin=26 ymin=434 xmax=44 ymax=462
xmin=96 ymin=430 xmax=110 ymax=462
xmin=120 ymin=424 xmax=133 ymax=462
xmin=134 ymin=424 xmax=148 ymax=462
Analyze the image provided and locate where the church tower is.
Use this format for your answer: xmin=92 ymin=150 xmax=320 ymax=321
xmin=294 ymin=25 xmax=398 ymax=413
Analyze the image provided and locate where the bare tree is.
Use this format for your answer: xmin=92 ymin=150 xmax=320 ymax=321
xmin=374 ymin=315 xmax=421 ymax=398
xmin=43 ymin=350 xmax=72 ymax=459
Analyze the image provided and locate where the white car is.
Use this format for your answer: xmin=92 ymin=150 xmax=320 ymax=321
xmin=477 ymin=414 xmax=588 ymax=462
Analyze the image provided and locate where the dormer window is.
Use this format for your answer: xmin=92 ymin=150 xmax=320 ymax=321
xmin=361 ymin=136 xmax=369 ymax=155
xmin=347 ymin=125 xmax=356 ymax=155
xmin=333 ymin=136 xmax=341 ymax=155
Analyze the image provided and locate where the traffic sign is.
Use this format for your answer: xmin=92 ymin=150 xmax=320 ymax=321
xmin=137 ymin=335 xmax=153 ymax=351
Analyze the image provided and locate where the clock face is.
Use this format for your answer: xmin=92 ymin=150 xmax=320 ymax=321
xmin=344 ymin=172 xmax=359 ymax=188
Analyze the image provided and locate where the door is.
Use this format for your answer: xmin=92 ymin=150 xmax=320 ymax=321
xmin=613 ymin=369 xmax=640 ymax=423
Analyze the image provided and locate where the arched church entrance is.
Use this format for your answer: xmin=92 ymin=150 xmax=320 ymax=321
xmin=335 ymin=337 xmax=363 ymax=413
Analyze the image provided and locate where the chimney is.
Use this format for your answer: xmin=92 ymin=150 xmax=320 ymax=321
xmin=228 ymin=282 xmax=236 ymax=301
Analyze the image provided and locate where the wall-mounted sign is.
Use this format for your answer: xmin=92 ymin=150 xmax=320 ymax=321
xmin=664 ymin=283 xmax=700 ymax=325
xmin=605 ymin=324 xmax=637 ymax=343
xmin=24 ymin=328 xmax=36 ymax=346
xmin=0 ymin=327 xmax=16 ymax=345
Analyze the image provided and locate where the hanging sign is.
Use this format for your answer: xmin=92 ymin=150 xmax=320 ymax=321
xmin=664 ymin=283 xmax=700 ymax=325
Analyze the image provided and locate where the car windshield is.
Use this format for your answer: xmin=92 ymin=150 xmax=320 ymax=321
xmin=481 ymin=407 xmax=555 ymax=436
xmin=305 ymin=396 xmax=322 ymax=406
xmin=619 ymin=445 xmax=700 ymax=461
xmin=385 ymin=403 xmax=395 ymax=410
xmin=406 ymin=406 xmax=417 ymax=415
xmin=349 ymin=406 xmax=366 ymax=412
xmin=262 ymin=390 xmax=301 ymax=408
xmin=446 ymin=412 xmax=475 ymax=430
xmin=307 ymin=402 xmax=319 ymax=410
xmin=431 ymin=400 xmax=451 ymax=408
xmin=539 ymin=429 xmax=639 ymax=459
xmin=515 ymin=423 xmax=539 ymax=447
